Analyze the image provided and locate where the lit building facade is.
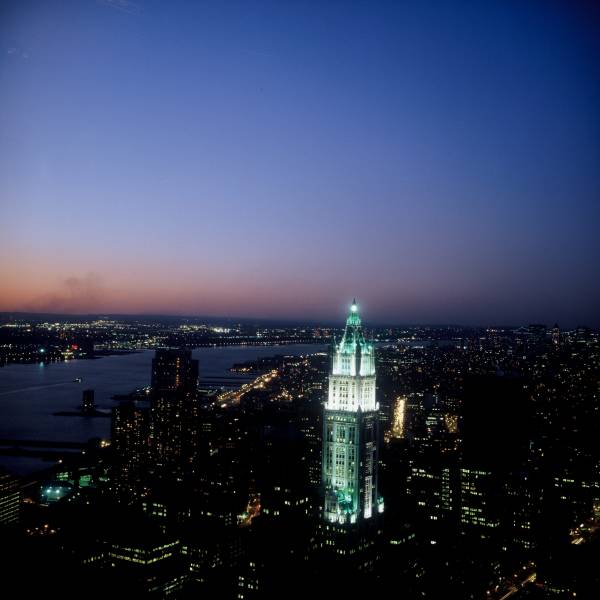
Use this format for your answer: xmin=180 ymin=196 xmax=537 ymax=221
xmin=322 ymin=300 xmax=383 ymax=524
xmin=0 ymin=469 xmax=20 ymax=526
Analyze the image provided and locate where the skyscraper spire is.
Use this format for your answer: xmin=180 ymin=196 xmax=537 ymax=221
xmin=345 ymin=299 xmax=361 ymax=328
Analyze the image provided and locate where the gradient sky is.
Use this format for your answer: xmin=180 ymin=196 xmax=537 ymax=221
xmin=1 ymin=0 xmax=599 ymax=326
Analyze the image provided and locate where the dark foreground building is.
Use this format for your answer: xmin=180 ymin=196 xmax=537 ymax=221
xmin=149 ymin=348 xmax=199 ymax=481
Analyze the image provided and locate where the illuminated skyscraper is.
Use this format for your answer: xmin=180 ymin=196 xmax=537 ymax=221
xmin=315 ymin=301 xmax=383 ymax=587
xmin=322 ymin=300 xmax=383 ymax=524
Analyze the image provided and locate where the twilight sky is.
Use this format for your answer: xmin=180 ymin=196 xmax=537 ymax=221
xmin=1 ymin=0 xmax=599 ymax=326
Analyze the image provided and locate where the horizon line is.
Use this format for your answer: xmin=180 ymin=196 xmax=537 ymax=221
xmin=0 ymin=310 xmax=593 ymax=331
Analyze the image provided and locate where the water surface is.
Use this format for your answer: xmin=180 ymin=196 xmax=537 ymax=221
xmin=0 ymin=344 xmax=325 ymax=474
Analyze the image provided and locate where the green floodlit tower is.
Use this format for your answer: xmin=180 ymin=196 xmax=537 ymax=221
xmin=322 ymin=300 xmax=383 ymax=525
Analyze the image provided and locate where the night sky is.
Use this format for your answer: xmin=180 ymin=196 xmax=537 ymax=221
xmin=1 ymin=0 xmax=599 ymax=326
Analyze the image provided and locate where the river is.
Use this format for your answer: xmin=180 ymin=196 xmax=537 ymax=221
xmin=0 ymin=344 xmax=326 ymax=474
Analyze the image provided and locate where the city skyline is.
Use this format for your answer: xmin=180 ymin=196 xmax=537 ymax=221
xmin=2 ymin=0 xmax=600 ymax=326
xmin=0 ymin=306 xmax=595 ymax=330
xmin=2 ymin=2 xmax=600 ymax=596
xmin=3 ymin=298 xmax=598 ymax=597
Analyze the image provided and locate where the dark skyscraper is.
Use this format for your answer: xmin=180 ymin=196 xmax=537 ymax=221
xmin=150 ymin=349 xmax=199 ymax=481
xmin=111 ymin=400 xmax=149 ymax=499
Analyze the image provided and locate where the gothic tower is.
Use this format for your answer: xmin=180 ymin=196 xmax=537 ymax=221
xmin=322 ymin=300 xmax=383 ymax=524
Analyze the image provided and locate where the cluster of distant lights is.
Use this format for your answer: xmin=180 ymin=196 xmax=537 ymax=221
xmin=177 ymin=324 xmax=236 ymax=333
xmin=3 ymin=320 xmax=120 ymax=331
xmin=41 ymin=486 xmax=71 ymax=502
xmin=26 ymin=524 xmax=57 ymax=536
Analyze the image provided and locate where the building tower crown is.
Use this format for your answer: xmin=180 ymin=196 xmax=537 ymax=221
xmin=332 ymin=300 xmax=374 ymax=378
xmin=346 ymin=299 xmax=361 ymax=327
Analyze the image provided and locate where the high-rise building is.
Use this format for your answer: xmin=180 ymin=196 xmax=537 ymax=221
xmin=111 ymin=400 xmax=149 ymax=498
xmin=149 ymin=349 xmax=199 ymax=480
xmin=323 ymin=301 xmax=383 ymax=524
xmin=460 ymin=374 xmax=533 ymax=549
xmin=0 ymin=469 xmax=20 ymax=526
xmin=323 ymin=300 xmax=382 ymax=523
xmin=316 ymin=301 xmax=383 ymax=586
xmin=104 ymin=521 xmax=186 ymax=596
